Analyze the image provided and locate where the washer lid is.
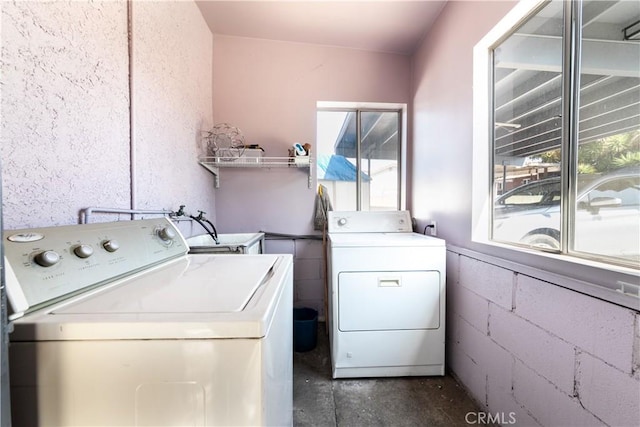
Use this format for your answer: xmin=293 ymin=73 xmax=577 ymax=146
xmin=54 ymin=255 xmax=277 ymax=314
xmin=329 ymin=232 xmax=444 ymax=247
xmin=9 ymin=254 xmax=292 ymax=341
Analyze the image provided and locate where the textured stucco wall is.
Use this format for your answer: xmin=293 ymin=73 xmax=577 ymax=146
xmin=131 ymin=1 xmax=214 ymax=227
xmin=411 ymin=1 xmax=640 ymax=425
xmin=0 ymin=1 xmax=214 ymax=231
xmin=1 ymin=1 xmax=130 ymax=228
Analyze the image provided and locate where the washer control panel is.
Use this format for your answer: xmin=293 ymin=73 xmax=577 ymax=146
xmin=328 ymin=211 xmax=413 ymax=233
xmin=4 ymin=218 xmax=188 ymax=318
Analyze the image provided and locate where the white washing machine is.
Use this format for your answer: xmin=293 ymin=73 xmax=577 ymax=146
xmin=327 ymin=211 xmax=446 ymax=379
xmin=3 ymin=218 xmax=293 ymax=426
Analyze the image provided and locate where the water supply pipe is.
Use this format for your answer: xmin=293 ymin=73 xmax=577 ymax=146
xmin=80 ymin=207 xmax=173 ymax=224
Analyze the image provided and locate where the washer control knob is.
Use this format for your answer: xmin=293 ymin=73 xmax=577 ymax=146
xmin=34 ymin=250 xmax=61 ymax=267
xmin=157 ymin=226 xmax=176 ymax=242
xmin=73 ymin=244 xmax=94 ymax=259
xmin=102 ymin=239 xmax=120 ymax=253
xmin=337 ymin=218 xmax=347 ymax=226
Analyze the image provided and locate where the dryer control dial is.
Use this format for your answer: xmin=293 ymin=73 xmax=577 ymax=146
xmin=73 ymin=244 xmax=94 ymax=259
xmin=33 ymin=250 xmax=61 ymax=267
xmin=337 ymin=218 xmax=347 ymax=226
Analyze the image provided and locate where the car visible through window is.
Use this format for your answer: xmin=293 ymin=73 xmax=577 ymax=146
xmin=493 ymin=168 xmax=640 ymax=263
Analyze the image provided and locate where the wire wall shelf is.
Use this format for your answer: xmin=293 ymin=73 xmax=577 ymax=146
xmin=198 ymin=156 xmax=313 ymax=189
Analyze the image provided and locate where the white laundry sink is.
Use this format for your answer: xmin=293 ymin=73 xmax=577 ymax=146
xmin=186 ymin=232 xmax=264 ymax=254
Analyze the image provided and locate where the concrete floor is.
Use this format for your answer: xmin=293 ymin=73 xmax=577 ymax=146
xmin=293 ymin=323 xmax=485 ymax=427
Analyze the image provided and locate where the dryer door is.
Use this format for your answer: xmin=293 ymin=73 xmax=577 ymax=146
xmin=337 ymin=270 xmax=440 ymax=331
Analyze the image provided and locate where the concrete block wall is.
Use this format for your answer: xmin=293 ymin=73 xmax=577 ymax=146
xmin=447 ymin=248 xmax=640 ymax=427
xmin=265 ymin=238 xmax=326 ymax=318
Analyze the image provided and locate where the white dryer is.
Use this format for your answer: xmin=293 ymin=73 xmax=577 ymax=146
xmin=4 ymin=218 xmax=293 ymax=426
xmin=327 ymin=211 xmax=445 ymax=379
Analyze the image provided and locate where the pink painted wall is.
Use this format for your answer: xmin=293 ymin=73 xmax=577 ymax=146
xmin=411 ymin=1 xmax=517 ymax=246
xmin=1 ymin=1 xmax=130 ymax=228
xmin=131 ymin=1 xmax=215 ymax=226
xmin=411 ymin=2 xmax=640 ymax=425
xmin=211 ymin=35 xmax=411 ymax=235
xmin=0 ymin=1 xmax=214 ymax=230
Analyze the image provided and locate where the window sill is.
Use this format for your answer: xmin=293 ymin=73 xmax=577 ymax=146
xmin=457 ymin=240 xmax=639 ymax=311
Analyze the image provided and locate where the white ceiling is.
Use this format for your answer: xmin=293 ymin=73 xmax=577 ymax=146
xmin=196 ymin=1 xmax=448 ymax=55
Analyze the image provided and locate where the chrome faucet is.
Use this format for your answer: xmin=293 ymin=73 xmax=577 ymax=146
xmin=172 ymin=205 xmax=186 ymax=217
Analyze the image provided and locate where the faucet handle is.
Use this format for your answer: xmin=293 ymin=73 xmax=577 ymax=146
xmin=173 ymin=205 xmax=186 ymax=217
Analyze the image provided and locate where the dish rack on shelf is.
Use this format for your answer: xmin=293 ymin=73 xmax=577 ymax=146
xmin=198 ymin=155 xmax=313 ymax=188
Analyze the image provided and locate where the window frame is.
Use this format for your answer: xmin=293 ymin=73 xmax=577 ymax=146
xmin=472 ymin=0 xmax=639 ymax=309
xmin=316 ymin=101 xmax=408 ymax=211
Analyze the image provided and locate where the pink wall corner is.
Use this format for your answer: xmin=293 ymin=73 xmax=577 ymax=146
xmin=410 ymin=0 xmax=516 ymax=245
xmin=132 ymin=1 xmax=215 ymax=222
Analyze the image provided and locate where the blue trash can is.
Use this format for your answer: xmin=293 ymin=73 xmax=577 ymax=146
xmin=293 ymin=307 xmax=318 ymax=352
